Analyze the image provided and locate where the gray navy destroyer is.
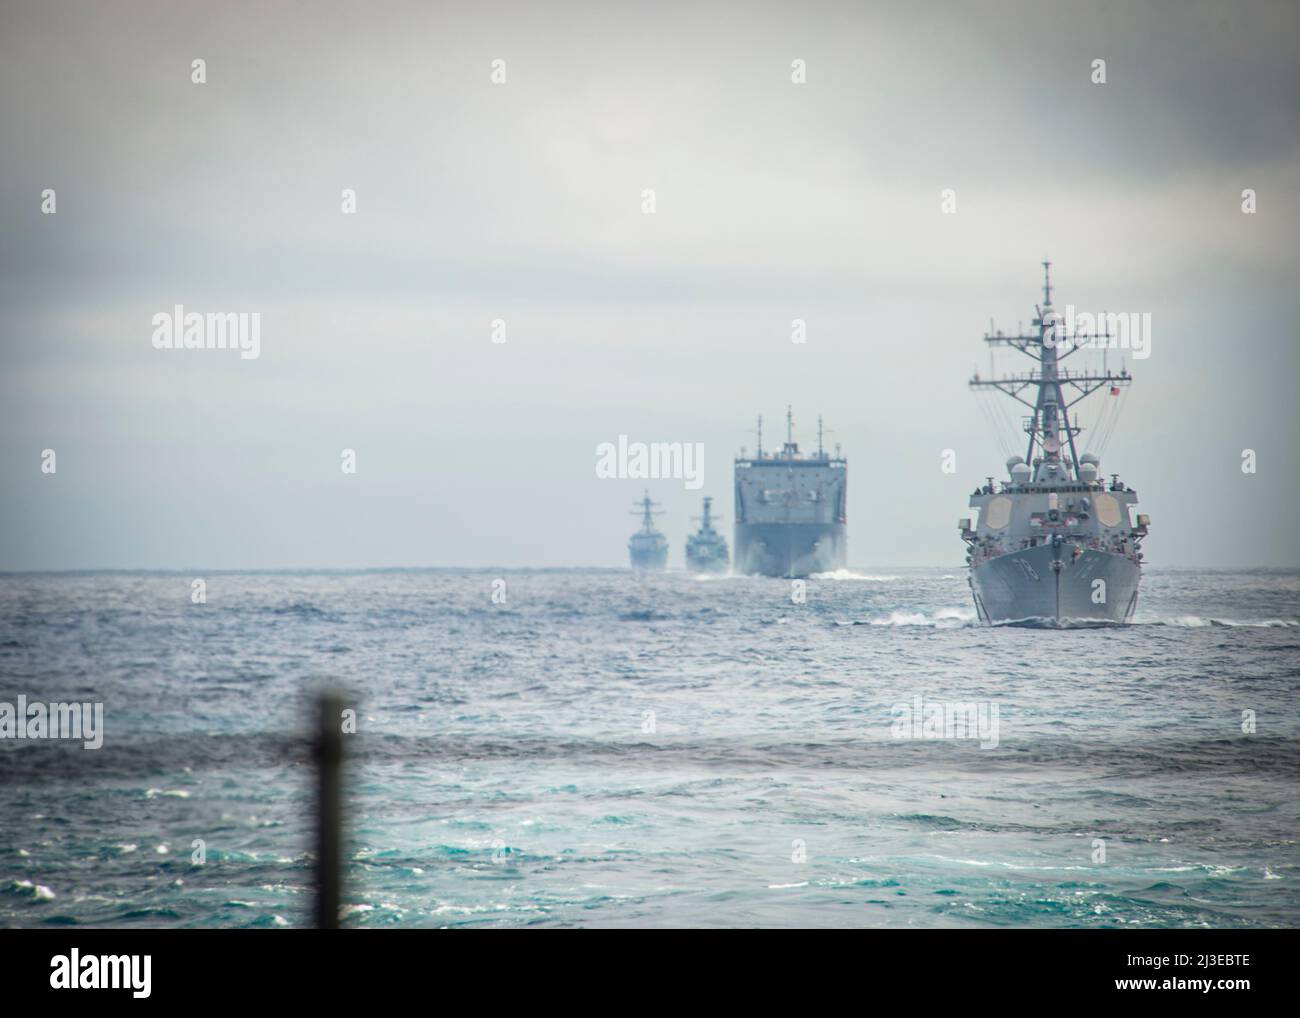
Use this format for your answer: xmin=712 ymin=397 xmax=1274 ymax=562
xmin=628 ymin=491 xmax=668 ymax=572
xmin=960 ymin=264 xmax=1149 ymax=625
xmin=734 ymin=408 xmax=846 ymax=577
xmin=685 ymin=496 xmax=729 ymax=572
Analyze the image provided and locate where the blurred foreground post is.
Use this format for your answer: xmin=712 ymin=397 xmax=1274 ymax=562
xmin=315 ymin=691 xmax=344 ymax=929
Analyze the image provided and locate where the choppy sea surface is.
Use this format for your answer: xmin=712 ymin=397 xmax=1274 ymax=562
xmin=1 ymin=567 xmax=1298 ymax=928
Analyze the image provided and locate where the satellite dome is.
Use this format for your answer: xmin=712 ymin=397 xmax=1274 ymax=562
xmin=1078 ymin=462 xmax=1099 ymax=484
xmin=1080 ymin=453 xmax=1100 ymax=467
xmin=1006 ymin=455 xmax=1025 ymax=474
xmin=1010 ymin=462 xmax=1031 ymax=484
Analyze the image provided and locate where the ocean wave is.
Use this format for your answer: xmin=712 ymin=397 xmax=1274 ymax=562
xmin=810 ymin=570 xmax=899 ymax=581
xmin=3 ymin=568 xmax=1299 ymax=929
xmin=1141 ymin=617 xmax=1300 ymax=628
xmin=7 ymin=880 xmax=55 ymax=901
xmin=264 ymin=602 xmax=331 ymax=617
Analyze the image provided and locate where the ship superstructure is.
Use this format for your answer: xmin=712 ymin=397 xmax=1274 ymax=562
xmin=685 ymin=496 xmax=729 ymax=573
xmin=628 ymin=491 xmax=669 ymax=571
xmin=960 ymin=264 xmax=1149 ymax=624
xmin=734 ymin=408 xmax=846 ymax=577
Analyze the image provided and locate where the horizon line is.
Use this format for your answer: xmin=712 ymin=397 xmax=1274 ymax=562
xmin=2 ymin=564 xmax=1298 ymax=576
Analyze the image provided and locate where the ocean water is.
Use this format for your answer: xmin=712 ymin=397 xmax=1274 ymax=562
xmin=1 ymin=567 xmax=1298 ymax=929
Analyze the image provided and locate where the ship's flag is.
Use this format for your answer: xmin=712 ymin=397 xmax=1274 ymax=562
xmin=1110 ymin=386 xmax=1121 ymax=395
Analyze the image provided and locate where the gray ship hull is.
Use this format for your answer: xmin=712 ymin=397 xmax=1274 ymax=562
xmin=734 ymin=522 xmax=845 ymax=577
xmin=629 ymin=546 xmax=668 ymax=571
xmin=686 ymin=551 xmax=728 ymax=573
xmin=970 ymin=544 xmax=1139 ymax=625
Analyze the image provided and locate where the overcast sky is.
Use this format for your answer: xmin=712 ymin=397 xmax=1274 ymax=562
xmin=1 ymin=0 xmax=1297 ymax=569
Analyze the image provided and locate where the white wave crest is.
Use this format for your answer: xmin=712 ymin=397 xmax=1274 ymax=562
xmin=10 ymin=879 xmax=55 ymax=901
xmin=870 ymin=607 xmax=977 ymax=628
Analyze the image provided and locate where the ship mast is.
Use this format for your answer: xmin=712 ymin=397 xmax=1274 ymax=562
xmin=1036 ymin=260 xmax=1065 ymax=467
xmin=693 ymin=496 xmax=719 ymax=532
xmin=631 ymin=491 xmax=662 ymax=533
xmin=782 ymin=405 xmax=798 ymax=458
xmin=969 ymin=262 xmax=1131 ymax=478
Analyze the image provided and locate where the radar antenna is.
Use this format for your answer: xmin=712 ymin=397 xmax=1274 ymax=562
xmin=630 ymin=491 xmax=663 ymax=533
xmin=692 ymin=496 xmax=721 ymax=531
xmin=969 ymin=263 xmax=1131 ymax=476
